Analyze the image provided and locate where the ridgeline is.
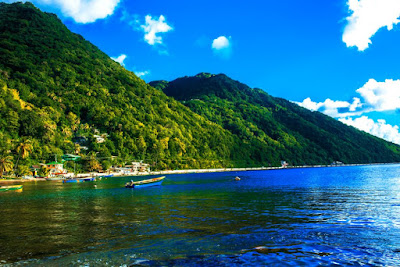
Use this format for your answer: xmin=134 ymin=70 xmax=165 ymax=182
xmin=150 ymin=73 xmax=400 ymax=166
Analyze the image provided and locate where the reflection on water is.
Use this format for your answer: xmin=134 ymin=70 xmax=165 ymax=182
xmin=1 ymin=165 xmax=400 ymax=265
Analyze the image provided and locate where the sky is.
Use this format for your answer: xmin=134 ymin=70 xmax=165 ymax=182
xmin=3 ymin=0 xmax=400 ymax=145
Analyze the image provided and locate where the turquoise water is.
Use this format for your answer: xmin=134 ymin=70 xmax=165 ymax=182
xmin=1 ymin=165 xmax=400 ymax=265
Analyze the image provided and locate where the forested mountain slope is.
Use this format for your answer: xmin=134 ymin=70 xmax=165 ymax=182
xmin=150 ymin=73 xmax=400 ymax=165
xmin=0 ymin=2 xmax=241 ymax=170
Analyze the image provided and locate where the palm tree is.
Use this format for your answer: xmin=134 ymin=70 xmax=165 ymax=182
xmin=0 ymin=155 xmax=13 ymax=178
xmin=15 ymin=140 xmax=33 ymax=174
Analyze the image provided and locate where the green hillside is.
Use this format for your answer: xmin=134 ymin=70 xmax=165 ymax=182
xmin=150 ymin=73 xmax=400 ymax=165
xmin=0 ymin=2 xmax=242 ymax=172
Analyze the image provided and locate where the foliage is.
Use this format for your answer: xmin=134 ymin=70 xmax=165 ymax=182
xmin=85 ymin=152 xmax=102 ymax=172
xmin=38 ymin=166 xmax=49 ymax=177
xmin=14 ymin=139 xmax=33 ymax=173
xmin=151 ymin=73 xmax=400 ymax=165
xmin=16 ymin=165 xmax=31 ymax=177
xmin=0 ymin=153 xmax=13 ymax=178
xmin=0 ymin=2 xmax=237 ymax=170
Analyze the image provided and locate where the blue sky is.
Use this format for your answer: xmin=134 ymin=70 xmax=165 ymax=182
xmin=3 ymin=0 xmax=400 ymax=144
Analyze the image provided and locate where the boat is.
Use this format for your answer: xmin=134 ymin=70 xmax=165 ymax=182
xmin=0 ymin=185 xmax=23 ymax=192
xmin=234 ymin=176 xmax=241 ymax=181
xmin=46 ymin=176 xmax=65 ymax=181
xmin=63 ymin=177 xmax=96 ymax=183
xmin=125 ymin=176 xmax=165 ymax=188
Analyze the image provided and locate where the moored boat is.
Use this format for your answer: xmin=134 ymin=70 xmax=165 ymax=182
xmin=125 ymin=176 xmax=165 ymax=188
xmin=63 ymin=177 xmax=96 ymax=183
xmin=0 ymin=185 xmax=23 ymax=192
xmin=46 ymin=177 xmax=65 ymax=181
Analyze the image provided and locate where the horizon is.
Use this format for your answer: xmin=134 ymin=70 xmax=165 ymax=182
xmin=2 ymin=0 xmax=400 ymax=145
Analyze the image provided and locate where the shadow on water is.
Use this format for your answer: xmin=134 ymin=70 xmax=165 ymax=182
xmin=2 ymin=165 xmax=400 ymax=265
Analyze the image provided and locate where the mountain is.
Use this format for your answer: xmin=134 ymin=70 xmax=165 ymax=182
xmin=1 ymin=2 xmax=399 ymax=174
xmin=150 ymin=73 xmax=400 ymax=165
xmin=0 ymin=2 xmax=242 ymax=171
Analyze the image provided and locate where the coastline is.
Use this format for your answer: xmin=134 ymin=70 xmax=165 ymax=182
xmin=1 ymin=162 xmax=399 ymax=184
xmin=149 ymin=162 xmax=400 ymax=176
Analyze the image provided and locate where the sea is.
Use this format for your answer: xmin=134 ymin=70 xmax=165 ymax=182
xmin=1 ymin=164 xmax=400 ymax=266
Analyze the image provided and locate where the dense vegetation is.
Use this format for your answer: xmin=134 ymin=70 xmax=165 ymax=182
xmin=0 ymin=2 xmax=240 ymax=174
xmin=150 ymin=73 xmax=400 ymax=166
xmin=1 ymin=2 xmax=400 ymax=176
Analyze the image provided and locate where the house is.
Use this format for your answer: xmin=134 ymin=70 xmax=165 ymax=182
xmin=93 ymin=135 xmax=105 ymax=143
xmin=125 ymin=162 xmax=150 ymax=173
xmin=46 ymin=161 xmax=66 ymax=175
xmin=30 ymin=164 xmax=44 ymax=176
xmin=115 ymin=161 xmax=150 ymax=175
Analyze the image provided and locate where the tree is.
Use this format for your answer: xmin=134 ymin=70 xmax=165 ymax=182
xmin=0 ymin=154 xmax=13 ymax=178
xmin=14 ymin=139 xmax=33 ymax=173
xmin=17 ymin=165 xmax=31 ymax=177
xmin=85 ymin=152 xmax=101 ymax=172
xmin=100 ymin=160 xmax=111 ymax=172
xmin=38 ymin=166 xmax=49 ymax=177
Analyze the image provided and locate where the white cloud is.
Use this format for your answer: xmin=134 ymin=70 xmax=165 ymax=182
xmin=339 ymin=116 xmax=400 ymax=144
xmin=23 ymin=0 xmax=121 ymax=23
xmin=212 ymin=36 xmax=230 ymax=50
xmin=296 ymin=97 xmax=363 ymax=118
xmin=212 ymin=36 xmax=232 ymax=58
xmin=296 ymin=79 xmax=400 ymax=118
xmin=111 ymin=54 xmax=127 ymax=66
xmin=140 ymin=15 xmax=173 ymax=45
xmin=356 ymin=79 xmax=400 ymax=111
xmin=4 ymin=0 xmax=120 ymax=23
xmin=343 ymin=0 xmax=400 ymax=51
xmin=297 ymin=79 xmax=400 ymax=144
xmin=297 ymin=97 xmax=323 ymax=111
xmin=134 ymin=70 xmax=150 ymax=77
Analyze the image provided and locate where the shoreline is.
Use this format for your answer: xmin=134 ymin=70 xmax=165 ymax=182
xmin=1 ymin=162 xmax=399 ymax=184
xmin=149 ymin=162 xmax=400 ymax=175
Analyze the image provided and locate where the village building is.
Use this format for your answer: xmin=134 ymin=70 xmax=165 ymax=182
xmin=114 ymin=161 xmax=150 ymax=175
xmin=46 ymin=161 xmax=66 ymax=176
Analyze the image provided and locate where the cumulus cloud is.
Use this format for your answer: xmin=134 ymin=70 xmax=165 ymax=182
xmin=212 ymin=36 xmax=232 ymax=58
xmin=296 ymin=79 xmax=400 ymax=118
xmin=297 ymin=79 xmax=400 ymax=144
xmin=296 ymin=97 xmax=363 ymax=117
xmin=140 ymin=15 xmax=173 ymax=45
xmin=356 ymin=79 xmax=400 ymax=111
xmin=111 ymin=54 xmax=127 ymax=66
xmin=134 ymin=70 xmax=150 ymax=77
xmin=14 ymin=0 xmax=121 ymax=23
xmin=343 ymin=0 xmax=400 ymax=51
xmin=212 ymin=36 xmax=230 ymax=50
xmin=339 ymin=116 xmax=400 ymax=144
